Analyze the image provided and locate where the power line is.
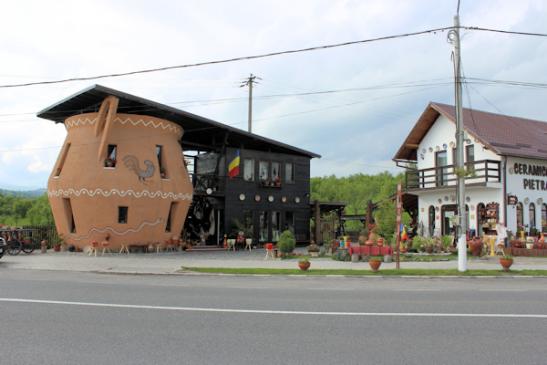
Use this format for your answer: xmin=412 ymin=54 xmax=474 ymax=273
xmin=0 ymin=78 xmax=455 ymax=119
xmin=462 ymin=26 xmax=547 ymax=37
xmin=0 ymin=27 xmax=454 ymax=89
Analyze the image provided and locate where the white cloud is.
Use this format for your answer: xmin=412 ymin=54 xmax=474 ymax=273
xmin=0 ymin=0 xmax=546 ymax=189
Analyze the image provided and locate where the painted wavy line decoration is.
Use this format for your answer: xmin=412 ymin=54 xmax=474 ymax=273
xmin=48 ymin=188 xmax=193 ymax=201
xmin=65 ymin=117 xmax=98 ymax=129
xmin=70 ymin=218 xmax=163 ymax=241
xmin=65 ymin=117 xmax=182 ymax=135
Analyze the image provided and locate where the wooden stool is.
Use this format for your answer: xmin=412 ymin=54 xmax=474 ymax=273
xmin=264 ymin=243 xmax=274 ymax=260
xmin=119 ymin=243 xmax=129 ymax=254
xmin=89 ymin=241 xmax=99 ymax=257
xmin=101 ymin=240 xmax=111 ymax=255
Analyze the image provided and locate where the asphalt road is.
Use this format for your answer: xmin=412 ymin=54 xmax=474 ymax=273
xmin=1 ymin=269 xmax=547 ymax=365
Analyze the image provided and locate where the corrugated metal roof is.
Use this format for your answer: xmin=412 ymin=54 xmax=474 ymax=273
xmin=37 ymin=84 xmax=321 ymax=158
xmin=394 ymin=102 xmax=547 ymax=161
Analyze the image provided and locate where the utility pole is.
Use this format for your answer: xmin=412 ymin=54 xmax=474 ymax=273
xmin=240 ymin=74 xmax=260 ymax=133
xmin=448 ymin=10 xmax=467 ymax=272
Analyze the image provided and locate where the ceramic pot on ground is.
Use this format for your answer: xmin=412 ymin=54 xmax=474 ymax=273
xmin=369 ymin=259 xmax=382 ymax=272
xmin=298 ymin=261 xmax=311 ymax=271
xmin=499 ymin=258 xmax=513 ymax=272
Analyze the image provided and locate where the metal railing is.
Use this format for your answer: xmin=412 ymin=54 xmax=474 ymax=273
xmin=405 ymin=159 xmax=501 ymax=190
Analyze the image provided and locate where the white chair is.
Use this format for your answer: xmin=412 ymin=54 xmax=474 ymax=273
xmin=245 ymin=238 xmax=253 ymax=252
xmin=227 ymin=239 xmax=236 ymax=251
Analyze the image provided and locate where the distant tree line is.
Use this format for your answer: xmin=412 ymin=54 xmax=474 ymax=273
xmin=310 ymin=172 xmax=410 ymax=235
xmin=0 ymin=193 xmax=53 ymax=227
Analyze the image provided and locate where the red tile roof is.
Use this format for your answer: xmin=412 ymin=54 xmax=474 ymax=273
xmin=394 ymin=102 xmax=547 ymax=161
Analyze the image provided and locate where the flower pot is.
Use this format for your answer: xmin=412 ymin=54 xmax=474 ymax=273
xmin=298 ymin=261 xmax=310 ymax=271
xmin=377 ymin=238 xmax=384 ymax=247
xmin=365 ymin=239 xmax=374 ymax=246
xmin=53 ymin=244 xmax=61 ymax=252
xmin=369 ymin=259 xmax=382 ymax=272
xmin=499 ymin=258 xmax=513 ymax=272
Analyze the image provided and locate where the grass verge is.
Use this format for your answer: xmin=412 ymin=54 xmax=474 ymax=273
xmin=181 ymin=267 xmax=547 ymax=276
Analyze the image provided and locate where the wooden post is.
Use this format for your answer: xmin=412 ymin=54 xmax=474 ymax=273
xmin=366 ymin=200 xmax=374 ymax=227
xmin=395 ymin=182 xmax=402 ymax=269
xmin=314 ymin=200 xmax=321 ymax=244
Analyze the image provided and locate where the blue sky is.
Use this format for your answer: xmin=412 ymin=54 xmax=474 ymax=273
xmin=1 ymin=0 xmax=546 ymax=189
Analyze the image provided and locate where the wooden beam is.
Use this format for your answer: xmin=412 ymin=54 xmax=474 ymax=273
xmin=405 ymin=143 xmax=419 ymax=149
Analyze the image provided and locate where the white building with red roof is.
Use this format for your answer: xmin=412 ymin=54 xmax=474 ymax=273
xmin=394 ymin=102 xmax=547 ymax=237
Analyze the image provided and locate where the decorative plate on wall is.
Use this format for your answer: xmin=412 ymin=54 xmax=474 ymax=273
xmin=449 ymin=141 xmax=455 ymax=148
xmin=444 ymin=196 xmax=449 ymax=201
xmin=268 ymin=195 xmax=274 ymax=202
xmin=429 ymin=147 xmax=433 ymax=152
xmin=239 ymin=193 xmax=245 ymax=201
xmin=295 ymin=197 xmax=301 ymax=203
xmin=524 ymin=197 xmax=530 ymax=204
xmin=281 ymin=196 xmax=287 ymax=203
xmin=466 ymin=196 xmax=471 ymax=202
xmin=438 ymin=198 xmax=442 ymax=204
xmin=537 ymin=198 xmax=543 ymax=205
xmin=420 ymin=153 xmax=425 ymax=160
xmin=442 ymin=143 xmax=447 ymax=149
xmin=255 ymin=195 xmax=261 ymax=202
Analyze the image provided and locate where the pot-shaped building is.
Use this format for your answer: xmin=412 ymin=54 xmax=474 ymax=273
xmin=43 ymin=92 xmax=193 ymax=250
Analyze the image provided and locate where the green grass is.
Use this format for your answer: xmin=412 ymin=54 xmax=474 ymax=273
xmin=181 ymin=267 xmax=547 ymax=276
xmin=400 ymin=254 xmax=458 ymax=262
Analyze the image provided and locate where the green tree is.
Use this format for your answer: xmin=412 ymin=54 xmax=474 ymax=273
xmin=27 ymin=195 xmax=54 ymax=226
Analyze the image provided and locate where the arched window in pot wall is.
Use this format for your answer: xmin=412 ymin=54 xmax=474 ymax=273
xmin=542 ymin=204 xmax=547 ymax=233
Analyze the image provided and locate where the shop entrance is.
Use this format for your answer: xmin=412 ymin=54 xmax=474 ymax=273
xmin=441 ymin=205 xmax=458 ymax=236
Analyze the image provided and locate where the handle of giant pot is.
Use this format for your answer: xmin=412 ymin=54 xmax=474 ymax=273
xmin=95 ymin=96 xmax=119 ymax=162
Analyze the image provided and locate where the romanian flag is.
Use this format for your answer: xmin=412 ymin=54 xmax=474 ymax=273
xmin=228 ymin=150 xmax=240 ymax=178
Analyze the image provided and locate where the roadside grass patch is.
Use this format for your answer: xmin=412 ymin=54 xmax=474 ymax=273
xmin=181 ymin=267 xmax=547 ymax=276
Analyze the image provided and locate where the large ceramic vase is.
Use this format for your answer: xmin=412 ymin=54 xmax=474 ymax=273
xmin=47 ymin=96 xmax=193 ymax=250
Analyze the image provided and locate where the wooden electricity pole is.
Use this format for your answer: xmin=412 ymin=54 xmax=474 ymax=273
xmin=240 ymin=74 xmax=260 ymax=133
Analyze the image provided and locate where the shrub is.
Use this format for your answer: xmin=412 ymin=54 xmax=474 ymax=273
xmin=441 ymin=235 xmax=453 ymax=250
xmin=277 ymin=230 xmax=296 ymax=253
xmin=412 ymin=236 xmax=423 ymax=251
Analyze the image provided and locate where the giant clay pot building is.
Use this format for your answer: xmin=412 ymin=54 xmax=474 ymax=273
xmin=41 ymin=90 xmax=193 ymax=250
xmin=39 ymin=85 xmax=320 ymax=250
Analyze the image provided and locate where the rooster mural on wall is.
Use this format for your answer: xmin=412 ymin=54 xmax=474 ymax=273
xmin=123 ymin=155 xmax=155 ymax=182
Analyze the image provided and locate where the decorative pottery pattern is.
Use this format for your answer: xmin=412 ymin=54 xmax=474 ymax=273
xmin=65 ymin=116 xmax=183 ymax=136
xmin=70 ymin=218 xmax=163 ymax=241
xmin=48 ymin=188 xmax=192 ymax=201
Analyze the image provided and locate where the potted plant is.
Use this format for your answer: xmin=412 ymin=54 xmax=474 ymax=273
xmin=277 ymin=230 xmax=296 ymax=256
xmin=298 ymin=258 xmax=311 ymax=271
xmin=104 ymin=157 xmax=116 ymax=167
xmin=53 ymin=234 xmax=65 ymax=252
xmin=368 ymin=256 xmax=383 ymax=272
xmin=499 ymin=253 xmax=513 ymax=272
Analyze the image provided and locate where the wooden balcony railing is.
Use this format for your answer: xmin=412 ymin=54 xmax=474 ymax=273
xmin=405 ymin=159 xmax=501 ymax=190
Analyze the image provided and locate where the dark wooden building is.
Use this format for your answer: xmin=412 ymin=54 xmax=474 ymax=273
xmin=38 ymin=85 xmax=320 ymax=246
